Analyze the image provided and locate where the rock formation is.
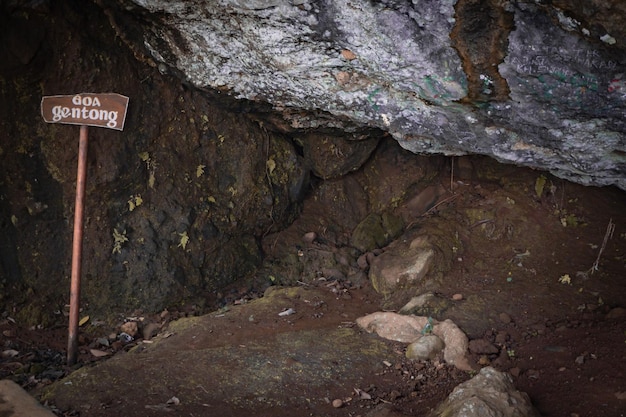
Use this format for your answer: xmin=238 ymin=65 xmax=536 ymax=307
xmin=107 ymin=0 xmax=626 ymax=189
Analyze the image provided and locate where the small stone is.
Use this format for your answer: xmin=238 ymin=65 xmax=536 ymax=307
xmin=357 ymin=253 xmax=369 ymax=270
xmin=499 ymin=312 xmax=512 ymax=324
xmin=142 ymin=322 xmax=161 ymax=340
xmin=452 ymin=293 xmax=463 ymax=301
xmin=606 ymin=307 xmax=626 ymax=319
xmin=509 ymin=367 xmax=521 ymax=377
xmin=120 ymin=321 xmax=139 ymax=338
xmin=495 ymin=331 xmax=508 ymax=345
xmin=302 ymin=231 xmax=317 ymax=243
xmin=478 ymin=355 xmax=490 ymax=365
xmin=469 ymin=339 xmax=500 ymax=355
xmin=406 ymin=335 xmax=445 ymax=361
xmin=332 ymin=399 xmax=343 ymax=408
xmin=340 ymin=49 xmax=357 ymax=60
xmin=2 ymin=329 xmax=16 ymax=337
xmin=365 ymin=251 xmax=377 ymax=265
xmin=492 ymin=350 xmax=512 ymax=370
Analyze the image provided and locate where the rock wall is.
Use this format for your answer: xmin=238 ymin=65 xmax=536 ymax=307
xmin=108 ymin=0 xmax=626 ymax=189
xmin=0 ymin=0 xmax=307 ymax=322
xmin=1 ymin=0 xmax=625 ymax=324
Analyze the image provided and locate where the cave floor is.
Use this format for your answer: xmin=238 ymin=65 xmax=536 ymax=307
xmin=1 ymin=162 xmax=625 ymax=417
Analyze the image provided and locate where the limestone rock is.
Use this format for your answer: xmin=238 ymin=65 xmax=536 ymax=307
xmin=406 ymin=334 xmax=445 ymax=361
xmin=115 ymin=0 xmax=625 ymax=189
xmin=430 ymin=367 xmax=541 ymax=417
xmin=0 ymin=380 xmax=56 ymax=417
xmin=368 ymin=236 xmax=435 ymax=296
xmin=399 ymin=292 xmax=452 ymax=317
xmin=356 ymin=311 xmax=427 ymax=344
xmin=356 ymin=312 xmax=471 ymax=371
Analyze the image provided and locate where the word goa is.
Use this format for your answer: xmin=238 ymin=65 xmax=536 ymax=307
xmin=41 ymin=93 xmax=129 ymax=131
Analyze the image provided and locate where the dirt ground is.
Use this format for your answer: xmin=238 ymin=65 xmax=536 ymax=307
xmin=1 ymin=160 xmax=625 ymax=417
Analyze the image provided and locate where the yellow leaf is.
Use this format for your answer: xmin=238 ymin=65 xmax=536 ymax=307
xmin=79 ymin=315 xmax=90 ymax=326
xmin=148 ymin=172 xmax=155 ymax=189
xmin=535 ymin=175 xmax=546 ymax=198
xmin=266 ymin=158 xmax=276 ymax=174
xmin=178 ymin=231 xmax=189 ymax=250
xmin=196 ymin=164 xmax=206 ymax=178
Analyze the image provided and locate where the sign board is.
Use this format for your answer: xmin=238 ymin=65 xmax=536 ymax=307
xmin=41 ymin=93 xmax=129 ymax=131
xmin=40 ymin=92 xmax=129 ymax=364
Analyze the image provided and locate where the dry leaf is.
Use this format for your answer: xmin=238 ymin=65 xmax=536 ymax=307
xmin=90 ymin=349 xmax=111 ymax=357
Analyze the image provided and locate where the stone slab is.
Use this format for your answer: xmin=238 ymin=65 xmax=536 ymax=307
xmin=0 ymin=380 xmax=57 ymax=417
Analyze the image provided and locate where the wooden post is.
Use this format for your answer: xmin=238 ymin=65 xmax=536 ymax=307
xmin=41 ymin=93 xmax=129 ymax=365
xmin=67 ymin=125 xmax=89 ymax=365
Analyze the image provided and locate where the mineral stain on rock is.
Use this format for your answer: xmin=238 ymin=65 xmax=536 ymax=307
xmin=451 ymin=0 xmax=514 ymax=102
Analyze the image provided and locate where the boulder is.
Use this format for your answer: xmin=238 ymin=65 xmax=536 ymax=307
xmin=356 ymin=312 xmax=472 ymax=371
xmin=111 ymin=0 xmax=626 ymax=189
xmin=368 ymin=236 xmax=435 ymax=296
xmin=429 ymin=367 xmax=541 ymax=417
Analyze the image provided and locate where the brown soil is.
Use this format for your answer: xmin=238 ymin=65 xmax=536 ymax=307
xmin=1 ymin=162 xmax=625 ymax=417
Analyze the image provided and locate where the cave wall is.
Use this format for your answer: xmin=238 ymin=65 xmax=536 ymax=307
xmin=0 ymin=0 xmax=310 ymax=323
xmin=1 ymin=0 xmax=626 ymax=325
xmin=105 ymin=0 xmax=626 ymax=189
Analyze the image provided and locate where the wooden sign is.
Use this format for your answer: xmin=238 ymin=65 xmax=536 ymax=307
xmin=41 ymin=93 xmax=129 ymax=131
xmin=40 ymin=92 xmax=129 ymax=365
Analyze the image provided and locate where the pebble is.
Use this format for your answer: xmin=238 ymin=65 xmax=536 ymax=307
xmin=406 ymin=334 xmax=445 ymax=360
xmin=357 ymin=254 xmax=369 ymax=270
xmin=332 ymin=399 xmax=343 ymax=408
xmin=120 ymin=321 xmax=138 ymax=338
xmin=495 ymin=331 xmax=508 ymax=344
xmin=468 ymin=339 xmax=499 ymax=355
xmin=499 ymin=312 xmax=512 ymax=324
xmin=341 ymin=49 xmax=357 ymax=60
xmin=302 ymin=232 xmax=317 ymax=243
xmin=452 ymin=293 xmax=463 ymax=301
xmin=478 ymin=355 xmax=490 ymax=365
xmin=606 ymin=307 xmax=626 ymax=319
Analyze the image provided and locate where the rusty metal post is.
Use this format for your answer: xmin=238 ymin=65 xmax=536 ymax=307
xmin=67 ymin=125 xmax=89 ymax=365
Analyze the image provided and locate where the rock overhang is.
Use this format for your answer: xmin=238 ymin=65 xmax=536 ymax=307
xmin=112 ymin=0 xmax=625 ymax=189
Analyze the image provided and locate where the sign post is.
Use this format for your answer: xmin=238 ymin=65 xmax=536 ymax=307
xmin=41 ymin=93 xmax=129 ymax=365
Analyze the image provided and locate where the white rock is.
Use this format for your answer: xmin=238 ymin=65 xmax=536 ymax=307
xmin=368 ymin=236 xmax=435 ymax=295
xmin=356 ymin=312 xmax=471 ymax=371
xmin=406 ymin=335 xmax=445 ymax=360
xmin=430 ymin=367 xmax=540 ymax=417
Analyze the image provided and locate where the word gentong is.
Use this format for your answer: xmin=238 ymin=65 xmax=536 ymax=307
xmin=51 ymin=95 xmax=119 ymax=128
